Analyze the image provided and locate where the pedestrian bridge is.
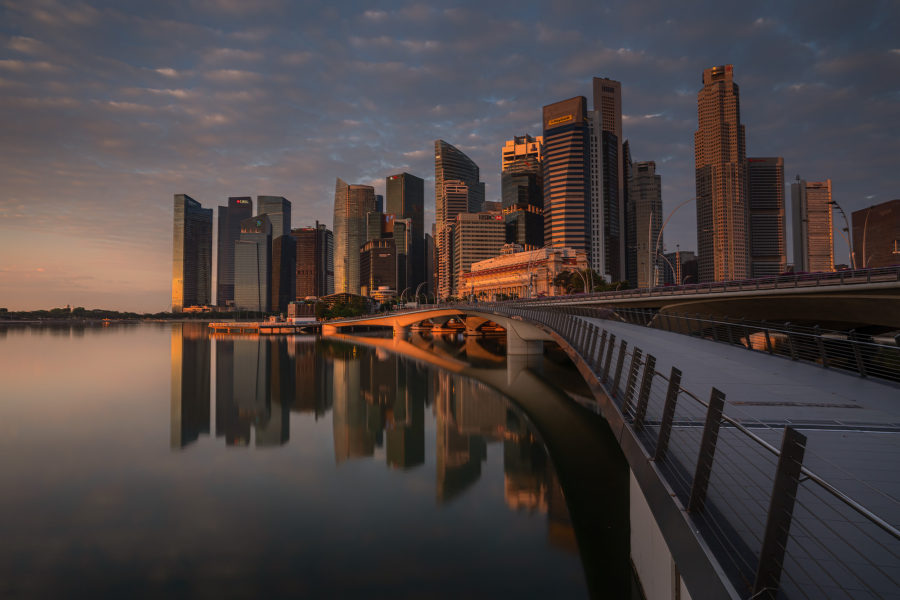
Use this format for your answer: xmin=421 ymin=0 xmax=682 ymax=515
xmin=321 ymin=308 xmax=554 ymax=354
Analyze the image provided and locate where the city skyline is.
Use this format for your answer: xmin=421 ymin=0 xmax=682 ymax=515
xmin=1 ymin=1 xmax=897 ymax=310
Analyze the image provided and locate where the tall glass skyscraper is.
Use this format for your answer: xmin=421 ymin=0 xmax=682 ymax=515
xmin=626 ymin=161 xmax=662 ymax=288
xmin=386 ymin=172 xmax=425 ymax=293
xmin=791 ymin=179 xmax=834 ymax=273
xmin=172 ymin=193 xmax=213 ymax=312
xmin=271 ymin=234 xmax=296 ymax=313
xmin=542 ymin=97 xmax=591 ymax=255
xmin=695 ymin=65 xmax=749 ymax=282
xmin=501 ymin=134 xmax=544 ymax=250
xmin=217 ymin=196 xmax=253 ymax=307
xmin=333 ymin=178 xmax=376 ymax=294
xmin=257 ymin=196 xmax=291 ymax=238
xmin=234 ymin=215 xmax=272 ymax=312
xmin=747 ymin=157 xmax=786 ymax=277
xmin=292 ymin=222 xmax=334 ymax=298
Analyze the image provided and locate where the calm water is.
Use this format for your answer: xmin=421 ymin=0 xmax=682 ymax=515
xmin=0 ymin=323 xmax=632 ymax=599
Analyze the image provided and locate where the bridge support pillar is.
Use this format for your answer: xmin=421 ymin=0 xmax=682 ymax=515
xmin=393 ymin=324 xmax=409 ymax=338
xmin=322 ymin=324 xmax=338 ymax=335
xmin=507 ymin=327 xmax=543 ymax=356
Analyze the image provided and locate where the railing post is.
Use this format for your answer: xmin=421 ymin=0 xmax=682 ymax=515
xmin=763 ymin=323 xmax=774 ymax=354
xmin=622 ymin=348 xmax=643 ymax=414
xmin=710 ymin=315 xmax=720 ymax=342
xmin=612 ymin=340 xmax=628 ymax=397
xmin=849 ymin=330 xmax=867 ymax=377
xmin=814 ymin=325 xmax=829 ymax=368
xmin=654 ymin=367 xmax=682 ymax=461
xmin=783 ymin=323 xmax=798 ymax=361
xmin=633 ymin=354 xmax=656 ymax=430
xmin=752 ymin=427 xmax=808 ymax=599
xmin=588 ymin=325 xmax=600 ymax=366
xmin=602 ymin=334 xmax=617 ymax=383
xmin=688 ymin=388 xmax=726 ymax=513
xmin=596 ymin=330 xmax=608 ymax=370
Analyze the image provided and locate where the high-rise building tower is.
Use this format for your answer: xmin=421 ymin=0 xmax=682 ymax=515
xmin=172 ymin=194 xmax=213 ymax=312
xmin=592 ymin=77 xmax=624 ymax=281
xmin=216 ymin=196 xmax=252 ymax=307
xmin=437 ymin=180 xmax=470 ymax=298
xmin=626 ymin=161 xmax=663 ymax=288
xmin=542 ymin=97 xmax=591 ymax=255
xmin=695 ymin=64 xmax=749 ymax=282
xmin=271 ymin=234 xmax=296 ymax=312
xmin=452 ymin=213 xmax=506 ymax=298
xmin=501 ymin=134 xmax=544 ymax=250
xmin=291 ymin=222 xmax=333 ymax=298
xmin=234 ymin=215 xmax=272 ymax=312
xmin=791 ymin=178 xmax=834 ymax=273
xmin=257 ymin=196 xmax=291 ymax=238
xmin=333 ymin=178 xmax=376 ymax=294
xmin=747 ymin=157 xmax=786 ymax=277
xmin=386 ymin=172 xmax=425 ymax=293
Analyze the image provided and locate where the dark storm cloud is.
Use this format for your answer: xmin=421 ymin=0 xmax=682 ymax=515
xmin=0 ymin=0 xmax=897 ymax=309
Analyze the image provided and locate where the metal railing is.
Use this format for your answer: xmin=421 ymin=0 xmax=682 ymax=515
xmin=470 ymin=304 xmax=900 ymax=600
xmin=506 ymin=265 xmax=900 ymax=304
xmin=606 ymin=307 xmax=900 ymax=383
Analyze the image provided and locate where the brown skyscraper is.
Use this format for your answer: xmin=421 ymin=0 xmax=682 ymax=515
xmin=746 ymin=157 xmax=786 ymax=276
xmin=852 ymin=199 xmax=900 ymax=269
xmin=695 ymin=65 xmax=749 ymax=282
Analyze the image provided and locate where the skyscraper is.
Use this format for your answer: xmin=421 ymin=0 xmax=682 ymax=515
xmin=453 ymin=212 xmax=506 ymax=298
xmin=695 ymin=64 xmax=749 ymax=282
xmin=386 ymin=172 xmax=425 ymax=293
xmin=542 ymin=97 xmax=591 ymax=255
xmin=216 ymin=196 xmax=252 ymax=307
xmin=172 ymin=193 xmax=213 ymax=312
xmin=292 ymin=222 xmax=333 ymax=298
xmin=234 ymin=215 xmax=272 ymax=312
xmin=434 ymin=141 xmax=485 ymax=299
xmin=747 ymin=157 xmax=786 ymax=276
xmin=501 ymin=134 xmax=544 ymax=250
xmin=437 ymin=180 xmax=470 ymax=298
xmin=257 ymin=196 xmax=291 ymax=238
xmin=592 ymin=77 xmax=624 ymax=281
xmin=333 ymin=178 xmax=376 ymax=294
xmin=791 ymin=178 xmax=834 ymax=273
xmin=626 ymin=161 xmax=663 ymax=288
xmin=271 ymin=234 xmax=296 ymax=312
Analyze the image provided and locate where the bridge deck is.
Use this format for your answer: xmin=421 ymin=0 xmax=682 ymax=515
xmin=581 ymin=317 xmax=899 ymax=597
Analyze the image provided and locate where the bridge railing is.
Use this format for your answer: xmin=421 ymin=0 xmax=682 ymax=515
xmin=474 ymin=304 xmax=900 ymax=600
xmin=603 ymin=307 xmax=900 ymax=383
xmin=495 ymin=264 xmax=900 ymax=304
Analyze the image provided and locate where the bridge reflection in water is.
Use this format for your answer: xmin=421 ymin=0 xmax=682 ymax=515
xmin=170 ymin=323 xmax=638 ymax=597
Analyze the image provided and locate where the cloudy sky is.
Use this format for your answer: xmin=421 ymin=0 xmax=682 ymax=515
xmin=1 ymin=0 xmax=897 ymax=311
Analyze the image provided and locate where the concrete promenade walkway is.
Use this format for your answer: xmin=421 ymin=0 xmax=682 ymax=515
xmin=582 ymin=317 xmax=900 ymax=524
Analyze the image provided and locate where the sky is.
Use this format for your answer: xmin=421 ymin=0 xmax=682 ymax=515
xmin=0 ymin=0 xmax=898 ymax=312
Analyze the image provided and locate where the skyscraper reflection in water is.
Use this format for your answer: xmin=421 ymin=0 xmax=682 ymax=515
xmin=170 ymin=326 xmax=576 ymax=547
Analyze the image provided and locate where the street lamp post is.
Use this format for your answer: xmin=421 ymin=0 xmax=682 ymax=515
xmin=828 ymin=200 xmax=856 ymax=270
xmin=653 ymin=198 xmax=695 ymax=288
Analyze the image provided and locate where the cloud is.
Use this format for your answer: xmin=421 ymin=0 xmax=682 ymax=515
xmin=203 ymin=68 xmax=263 ymax=83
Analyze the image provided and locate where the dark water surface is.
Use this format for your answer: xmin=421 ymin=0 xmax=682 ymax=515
xmin=0 ymin=323 xmax=633 ymax=599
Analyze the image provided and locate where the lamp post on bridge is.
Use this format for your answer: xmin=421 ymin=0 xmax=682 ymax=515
xmin=653 ymin=198 xmax=695 ymax=288
xmin=828 ymin=199 xmax=856 ymax=270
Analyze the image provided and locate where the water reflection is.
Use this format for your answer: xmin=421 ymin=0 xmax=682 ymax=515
xmin=170 ymin=323 xmax=578 ymax=551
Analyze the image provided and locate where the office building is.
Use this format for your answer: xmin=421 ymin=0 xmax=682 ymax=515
xmin=333 ymin=178 xmax=376 ymax=294
xmin=661 ymin=249 xmax=699 ymax=285
xmin=257 ymin=195 xmax=291 ymax=238
xmin=626 ymin=161 xmax=663 ymax=288
xmin=436 ymin=180 xmax=470 ymax=298
xmin=852 ymin=199 xmax=900 ymax=269
xmin=746 ymin=157 xmax=786 ymax=277
xmin=234 ymin=215 xmax=272 ymax=312
xmin=291 ymin=222 xmax=333 ymax=298
xmin=216 ymin=196 xmax=253 ymax=307
xmin=172 ymin=194 xmax=213 ymax=312
xmin=542 ymin=96 xmax=591 ymax=256
xmin=695 ymin=65 xmax=749 ymax=282
xmin=591 ymin=77 xmax=624 ymax=281
xmin=359 ymin=238 xmax=398 ymax=297
xmin=502 ymin=134 xmax=544 ymax=250
xmin=452 ymin=212 xmax=505 ymax=297
xmin=271 ymin=234 xmax=296 ymax=312
xmin=791 ymin=179 xmax=834 ymax=273
xmin=386 ymin=172 xmax=425 ymax=293
xmin=425 ymin=232 xmax=435 ymax=298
